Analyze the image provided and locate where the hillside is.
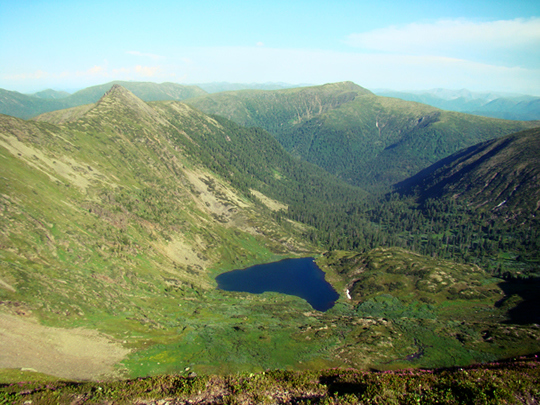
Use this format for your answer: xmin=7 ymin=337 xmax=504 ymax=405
xmin=1 ymin=85 xmax=538 ymax=381
xmin=2 ymin=357 xmax=540 ymax=404
xmin=0 ymin=81 xmax=207 ymax=119
xmin=4 ymin=80 xmax=534 ymax=192
xmin=396 ymin=127 xmax=540 ymax=225
xmin=0 ymin=85 xmax=366 ymax=378
xmin=185 ymin=82 xmax=535 ymax=191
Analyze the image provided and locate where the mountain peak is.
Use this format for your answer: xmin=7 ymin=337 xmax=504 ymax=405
xmin=322 ymin=81 xmax=373 ymax=95
xmin=99 ymin=84 xmax=140 ymax=103
xmin=95 ymin=84 xmax=160 ymax=120
xmin=105 ymin=83 xmax=127 ymax=94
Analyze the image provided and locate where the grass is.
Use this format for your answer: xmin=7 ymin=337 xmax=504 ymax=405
xmin=1 ymin=355 xmax=538 ymax=404
xmin=314 ymin=248 xmax=540 ymax=371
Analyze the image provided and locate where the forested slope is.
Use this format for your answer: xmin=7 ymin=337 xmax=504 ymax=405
xmin=187 ymin=82 xmax=535 ymax=191
xmin=396 ymin=127 xmax=540 ymax=224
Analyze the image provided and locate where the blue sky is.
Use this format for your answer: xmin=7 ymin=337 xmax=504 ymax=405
xmin=1 ymin=0 xmax=539 ymax=94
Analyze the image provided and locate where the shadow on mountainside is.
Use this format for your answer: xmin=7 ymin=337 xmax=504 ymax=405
xmin=496 ymin=277 xmax=540 ymax=325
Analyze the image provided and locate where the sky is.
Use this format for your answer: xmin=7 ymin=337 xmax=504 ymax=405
xmin=1 ymin=0 xmax=539 ymax=95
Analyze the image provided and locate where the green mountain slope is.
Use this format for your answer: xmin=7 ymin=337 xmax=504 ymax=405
xmin=0 ymin=85 xmax=365 ymax=378
xmin=32 ymin=88 xmax=71 ymax=99
xmin=318 ymin=248 xmax=540 ymax=368
xmin=186 ymin=82 xmax=535 ymax=191
xmin=1 ymin=85 xmax=538 ymax=380
xmin=0 ymin=88 xmax=62 ymax=119
xmin=1 ymin=84 xmax=335 ymax=297
xmin=395 ymin=128 xmax=540 ymax=231
xmin=0 ymin=81 xmax=207 ymax=119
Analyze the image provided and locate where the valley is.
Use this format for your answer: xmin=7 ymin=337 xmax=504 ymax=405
xmin=0 ymin=82 xmax=539 ymax=384
xmin=185 ymin=82 xmax=536 ymax=191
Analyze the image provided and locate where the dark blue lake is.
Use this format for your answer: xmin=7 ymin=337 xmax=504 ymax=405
xmin=215 ymin=257 xmax=339 ymax=312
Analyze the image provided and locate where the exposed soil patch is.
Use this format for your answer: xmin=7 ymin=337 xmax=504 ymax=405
xmin=0 ymin=312 xmax=130 ymax=380
xmin=250 ymin=189 xmax=287 ymax=211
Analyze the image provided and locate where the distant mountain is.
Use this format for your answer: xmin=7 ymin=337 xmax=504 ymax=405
xmin=31 ymin=88 xmax=71 ymax=99
xmin=194 ymin=82 xmax=307 ymax=93
xmin=395 ymin=127 xmax=540 ymax=225
xmin=374 ymin=89 xmax=540 ymax=121
xmin=474 ymin=97 xmax=540 ymax=121
xmin=0 ymin=88 xmax=62 ymax=119
xmin=186 ymin=81 xmax=536 ymax=191
xmin=64 ymin=80 xmax=207 ymax=105
xmin=0 ymin=81 xmax=207 ymax=119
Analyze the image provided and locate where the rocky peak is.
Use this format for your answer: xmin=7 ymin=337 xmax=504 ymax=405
xmin=95 ymin=84 xmax=162 ymax=122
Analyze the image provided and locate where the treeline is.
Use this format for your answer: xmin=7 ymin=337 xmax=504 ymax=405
xmin=369 ymin=195 xmax=540 ymax=275
xmin=291 ymin=190 xmax=540 ymax=278
xmin=161 ymin=110 xmax=538 ymax=277
xmin=163 ymin=112 xmax=368 ymax=208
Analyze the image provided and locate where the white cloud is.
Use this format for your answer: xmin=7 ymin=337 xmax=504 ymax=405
xmin=111 ymin=67 xmax=130 ymax=75
xmin=345 ymin=18 xmax=540 ymax=58
xmin=70 ymin=63 xmax=161 ymax=79
xmin=86 ymin=65 xmax=107 ymax=76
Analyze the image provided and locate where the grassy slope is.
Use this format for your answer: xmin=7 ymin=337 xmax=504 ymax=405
xmin=0 ymin=87 xmax=322 ymax=377
xmin=0 ymin=86 xmax=371 ymax=378
xmin=1 ymin=86 xmax=538 ymax=381
xmin=186 ymin=82 xmax=536 ymax=191
xmin=318 ymin=248 xmax=540 ymax=370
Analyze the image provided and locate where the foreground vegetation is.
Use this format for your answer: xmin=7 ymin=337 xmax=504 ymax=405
xmin=1 ymin=355 xmax=539 ymax=404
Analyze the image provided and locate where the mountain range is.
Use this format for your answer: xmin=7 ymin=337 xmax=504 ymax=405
xmin=3 ymin=81 xmax=539 ymax=123
xmin=0 ymin=81 xmax=306 ymax=120
xmin=185 ymin=82 xmax=535 ymax=190
xmin=0 ymin=81 xmax=206 ymax=119
xmin=0 ymin=83 xmax=539 ymax=380
xmin=374 ymin=88 xmax=540 ymax=121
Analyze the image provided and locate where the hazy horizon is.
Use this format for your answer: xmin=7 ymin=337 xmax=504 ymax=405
xmin=1 ymin=0 xmax=539 ymax=95
xmin=8 ymin=80 xmax=539 ymax=99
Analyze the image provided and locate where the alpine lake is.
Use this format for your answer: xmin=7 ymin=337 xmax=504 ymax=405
xmin=216 ymin=257 xmax=339 ymax=312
